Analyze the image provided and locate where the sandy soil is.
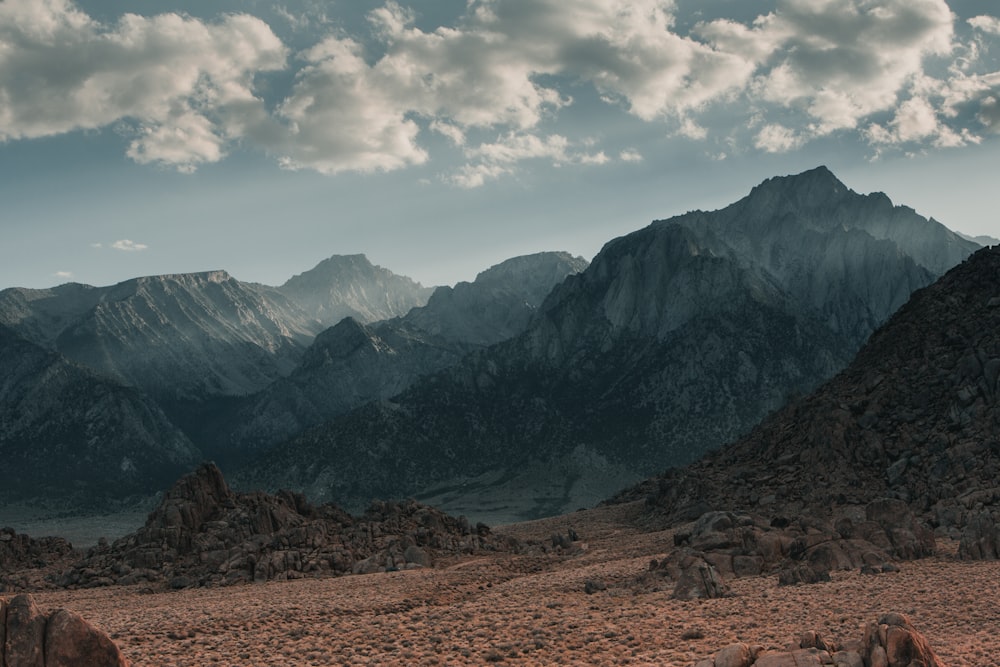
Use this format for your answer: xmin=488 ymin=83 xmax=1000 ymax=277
xmin=24 ymin=502 xmax=1000 ymax=666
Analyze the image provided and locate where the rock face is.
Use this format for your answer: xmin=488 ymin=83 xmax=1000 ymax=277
xmin=0 ymin=594 xmax=129 ymax=667
xmin=639 ymin=245 xmax=1000 ymax=535
xmin=57 ymin=463 xmax=517 ymax=589
xmin=695 ymin=613 xmax=942 ymax=667
xmin=196 ymin=252 xmax=586 ymax=458
xmin=0 ymin=325 xmax=201 ymax=501
xmin=242 ymin=167 xmax=977 ymax=520
xmin=958 ymin=511 xmax=1000 ymax=559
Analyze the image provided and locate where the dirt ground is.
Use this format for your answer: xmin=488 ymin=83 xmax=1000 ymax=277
xmin=23 ymin=502 xmax=1000 ymax=666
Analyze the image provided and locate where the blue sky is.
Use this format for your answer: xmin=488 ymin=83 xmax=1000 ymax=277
xmin=2 ymin=0 xmax=999 ymax=290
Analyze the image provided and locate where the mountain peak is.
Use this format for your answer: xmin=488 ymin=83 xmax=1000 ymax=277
xmin=746 ymin=165 xmax=853 ymax=209
xmin=279 ymin=254 xmax=433 ymax=326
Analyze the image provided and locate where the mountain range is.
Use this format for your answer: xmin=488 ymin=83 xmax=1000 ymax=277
xmin=233 ymin=167 xmax=981 ymax=521
xmin=0 ymin=167 xmax=986 ymax=521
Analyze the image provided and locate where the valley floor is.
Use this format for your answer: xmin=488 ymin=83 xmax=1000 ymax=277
xmin=21 ymin=502 xmax=1000 ymax=666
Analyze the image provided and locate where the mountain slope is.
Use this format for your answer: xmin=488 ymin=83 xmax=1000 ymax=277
xmin=0 ymin=324 xmax=200 ymax=502
xmin=195 ymin=252 xmax=587 ymax=458
xmin=239 ymin=167 xmax=978 ymax=521
xmin=637 ymin=245 xmax=1000 ymax=531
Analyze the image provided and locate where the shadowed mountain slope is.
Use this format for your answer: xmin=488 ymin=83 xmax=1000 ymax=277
xmin=633 ymin=244 xmax=1000 ymax=532
xmin=0 ymin=324 xmax=200 ymax=502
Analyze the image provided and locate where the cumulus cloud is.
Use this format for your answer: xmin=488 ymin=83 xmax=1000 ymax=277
xmin=969 ymin=16 xmax=1000 ymax=36
xmin=111 ymin=239 xmax=148 ymax=252
xmin=0 ymin=0 xmax=286 ymax=171
xmin=2 ymin=0 xmax=1000 ymax=177
xmin=447 ymin=131 xmax=610 ymax=187
xmin=619 ymin=149 xmax=643 ymax=162
xmin=54 ymin=271 xmax=73 ymax=280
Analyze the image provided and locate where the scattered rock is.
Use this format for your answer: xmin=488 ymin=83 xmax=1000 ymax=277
xmin=696 ymin=613 xmax=941 ymax=667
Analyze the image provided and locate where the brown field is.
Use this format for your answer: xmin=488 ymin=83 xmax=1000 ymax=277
xmin=25 ymin=502 xmax=1000 ymax=666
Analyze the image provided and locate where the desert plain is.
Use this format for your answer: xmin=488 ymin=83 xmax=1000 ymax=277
xmin=12 ymin=501 xmax=999 ymax=667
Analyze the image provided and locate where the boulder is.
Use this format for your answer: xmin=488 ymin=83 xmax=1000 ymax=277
xmin=670 ymin=550 xmax=729 ymax=600
xmin=44 ymin=608 xmax=130 ymax=667
xmin=958 ymin=510 xmax=1000 ymax=559
xmin=5 ymin=593 xmax=46 ymax=667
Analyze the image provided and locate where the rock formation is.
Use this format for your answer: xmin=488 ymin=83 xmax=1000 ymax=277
xmin=694 ymin=613 xmax=943 ymax=667
xmin=0 ymin=594 xmax=129 ymax=666
xmin=57 ymin=463 xmax=517 ymax=589
xmin=637 ymin=502 xmax=929 ymax=595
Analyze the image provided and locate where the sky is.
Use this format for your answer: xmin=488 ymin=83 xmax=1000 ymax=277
xmin=2 ymin=0 xmax=999 ymax=290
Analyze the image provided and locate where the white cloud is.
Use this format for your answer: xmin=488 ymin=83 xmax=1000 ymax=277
xmin=111 ymin=239 xmax=148 ymax=252
xmin=0 ymin=0 xmax=286 ymax=171
xmin=54 ymin=271 xmax=73 ymax=279
xmin=2 ymin=0 xmax=999 ymax=176
xmin=754 ymin=124 xmax=802 ymax=153
xmin=619 ymin=149 xmax=643 ymax=162
xmin=749 ymin=0 xmax=954 ymax=135
xmin=969 ymin=16 xmax=1000 ymax=36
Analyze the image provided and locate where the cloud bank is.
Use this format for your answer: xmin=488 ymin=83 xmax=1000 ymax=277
xmin=1 ymin=0 xmax=998 ymax=181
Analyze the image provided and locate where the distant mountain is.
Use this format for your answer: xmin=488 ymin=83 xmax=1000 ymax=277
xmin=635 ymin=245 xmax=1000 ymax=532
xmin=277 ymin=254 xmax=434 ymax=327
xmin=404 ymin=252 xmax=590 ymax=346
xmin=0 ymin=256 xmax=434 ymax=403
xmin=194 ymin=252 xmax=587 ymax=459
xmin=239 ymin=167 xmax=980 ymax=521
xmin=0 ymin=324 xmax=200 ymax=502
xmin=957 ymin=231 xmax=1000 ymax=247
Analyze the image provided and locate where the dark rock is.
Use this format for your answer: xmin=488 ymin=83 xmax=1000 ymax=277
xmin=669 ymin=549 xmax=729 ymax=600
xmin=958 ymin=510 xmax=1000 ymax=559
xmin=583 ymin=579 xmax=606 ymax=594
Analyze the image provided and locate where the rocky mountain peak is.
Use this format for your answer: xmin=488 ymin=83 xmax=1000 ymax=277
xmin=744 ymin=165 xmax=855 ymax=214
xmin=279 ymin=254 xmax=434 ymax=326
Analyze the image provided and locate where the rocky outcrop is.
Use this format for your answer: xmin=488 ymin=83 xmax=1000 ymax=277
xmin=636 ymin=504 xmax=930 ymax=595
xmin=0 ymin=594 xmax=129 ymax=666
xmin=694 ymin=613 xmax=942 ymax=667
xmin=1 ymin=528 xmax=76 ymax=592
xmin=57 ymin=463 xmax=517 ymax=589
xmin=639 ymin=245 xmax=1000 ymax=532
xmin=246 ymin=168 xmax=976 ymax=521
